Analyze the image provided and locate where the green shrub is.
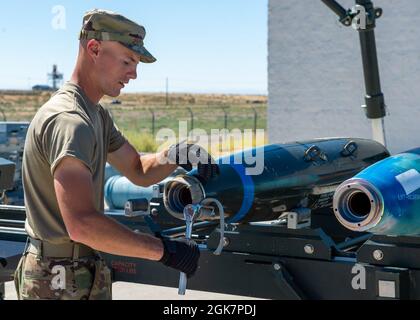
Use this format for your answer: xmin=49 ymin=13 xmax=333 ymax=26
xmin=122 ymin=131 xmax=159 ymax=153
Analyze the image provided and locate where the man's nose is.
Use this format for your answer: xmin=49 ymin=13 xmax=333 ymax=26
xmin=128 ymin=66 xmax=137 ymax=80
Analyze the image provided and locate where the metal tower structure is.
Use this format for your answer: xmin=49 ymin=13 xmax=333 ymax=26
xmin=47 ymin=64 xmax=63 ymax=90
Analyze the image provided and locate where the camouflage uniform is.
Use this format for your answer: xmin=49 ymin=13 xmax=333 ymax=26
xmin=15 ymin=9 xmax=156 ymax=300
xmin=79 ymin=9 xmax=156 ymax=63
xmin=14 ymin=251 xmax=111 ymax=300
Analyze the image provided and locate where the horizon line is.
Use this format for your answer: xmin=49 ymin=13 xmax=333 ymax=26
xmin=0 ymin=88 xmax=268 ymax=96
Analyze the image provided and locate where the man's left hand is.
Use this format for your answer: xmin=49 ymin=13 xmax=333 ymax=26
xmin=167 ymin=142 xmax=220 ymax=182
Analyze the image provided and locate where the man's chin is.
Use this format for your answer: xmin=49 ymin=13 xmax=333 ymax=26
xmin=106 ymin=90 xmax=121 ymax=98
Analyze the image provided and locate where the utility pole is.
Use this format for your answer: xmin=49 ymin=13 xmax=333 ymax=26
xmin=48 ymin=64 xmax=63 ymax=90
xmin=166 ymin=77 xmax=169 ymax=106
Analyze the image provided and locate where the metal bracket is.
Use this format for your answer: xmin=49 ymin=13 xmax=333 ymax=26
xmin=286 ymin=208 xmax=311 ymax=230
xmin=304 ymin=145 xmax=327 ymax=162
xmin=322 ymin=0 xmax=382 ymax=28
xmin=124 ymin=198 xmax=159 ymax=218
xmin=272 ymin=262 xmax=305 ymax=300
xmin=345 ymin=5 xmax=382 ymax=29
xmin=152 ymin=184 xmax=164 ymax=199
xmin=124 ymin=198 xmax=162 ymax=236
xmin=341 ymin=140 xmax=358 ymax=157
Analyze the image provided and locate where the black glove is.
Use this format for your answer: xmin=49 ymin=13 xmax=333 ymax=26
xmin=159 ymin=237 xmax=200 ymax=278
xmin=167 ymin=142 xmax=220 ymax=182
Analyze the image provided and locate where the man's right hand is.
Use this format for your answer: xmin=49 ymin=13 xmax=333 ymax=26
xmin=159 ymin=237 xmax=200 ymax=278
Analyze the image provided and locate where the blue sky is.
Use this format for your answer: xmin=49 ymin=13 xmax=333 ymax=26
xmin=0 ymin=1 xmax=267 ymax=94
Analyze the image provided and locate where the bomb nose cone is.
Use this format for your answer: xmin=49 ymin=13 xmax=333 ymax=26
xmin=348 ymin=191 xmax=371 ymax=217
xmin=163 ymin=175 xmax=206 ymax=220
xmin=333 ymin=178 xmax=383 ymax=232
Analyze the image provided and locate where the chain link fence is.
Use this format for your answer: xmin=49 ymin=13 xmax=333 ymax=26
xmin=107 ymin=104 xmax=267 ymax=136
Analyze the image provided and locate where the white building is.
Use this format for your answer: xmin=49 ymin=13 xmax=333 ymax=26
xmin=268 ymin=0 xmax=420 ymax=154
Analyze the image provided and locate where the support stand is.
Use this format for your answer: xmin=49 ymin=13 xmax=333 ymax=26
xmin=321 ymin=0 xmax=387 ymax=146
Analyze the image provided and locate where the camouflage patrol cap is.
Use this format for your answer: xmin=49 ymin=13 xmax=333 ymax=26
xmin=79 ymin=9 xmax=156 ymax=63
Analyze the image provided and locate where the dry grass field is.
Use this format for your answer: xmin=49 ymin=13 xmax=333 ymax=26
xmin=0 ymin=90 xmax=268 ymax=155
xmin=0 ymin=90 xmax=266 ymax=115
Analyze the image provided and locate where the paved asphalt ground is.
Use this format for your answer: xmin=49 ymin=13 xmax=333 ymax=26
xmin=4 ymin=281 xmax=262 ymax=300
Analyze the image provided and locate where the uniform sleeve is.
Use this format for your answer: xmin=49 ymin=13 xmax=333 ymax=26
xmin=41 ymin=113 xmax=96 ymax=175
xmin=105 ymin=109 xmax=127 ymax=153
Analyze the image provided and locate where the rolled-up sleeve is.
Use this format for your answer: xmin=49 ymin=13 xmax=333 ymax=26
xmin=42 ymin=113 xmax=96 ymax=175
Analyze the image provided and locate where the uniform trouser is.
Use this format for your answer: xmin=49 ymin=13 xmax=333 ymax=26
xmin=14 ymin=251 xmax=112 ymax=300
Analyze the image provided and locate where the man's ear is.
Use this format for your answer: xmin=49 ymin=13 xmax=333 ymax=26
xmin=86 ymin=39 xmax=101 ymax=60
